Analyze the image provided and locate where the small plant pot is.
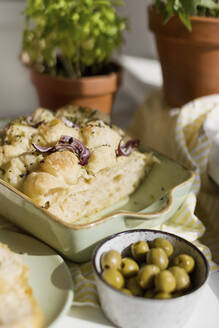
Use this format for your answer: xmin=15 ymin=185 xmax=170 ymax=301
xmin=148 ymin=5 xmax=219 ymax=107
xmin=30 ymin=64 xmax=122 ymax=114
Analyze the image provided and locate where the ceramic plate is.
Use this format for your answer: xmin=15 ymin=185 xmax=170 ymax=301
xmin=0 ymin=230 xmax=73 ymax=328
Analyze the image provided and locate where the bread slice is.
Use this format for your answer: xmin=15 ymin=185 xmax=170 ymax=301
xmin=0 ymin=106 xmax=156 ymax=224
xmin=0 ymin=243 xmax=43 ymax=327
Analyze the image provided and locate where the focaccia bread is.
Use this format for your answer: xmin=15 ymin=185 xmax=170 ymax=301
xmin=0 ymin=243 xmax=43 ymax=328
xmin=0 ymin=106 xmax=155 ymax=224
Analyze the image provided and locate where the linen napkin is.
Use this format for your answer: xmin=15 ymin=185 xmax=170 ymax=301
xmin=173 ymin=95 xmax=219 ymax=272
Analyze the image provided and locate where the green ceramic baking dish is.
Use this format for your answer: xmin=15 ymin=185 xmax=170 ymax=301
xmin=0 ymin=118 xmax=194 ymax=262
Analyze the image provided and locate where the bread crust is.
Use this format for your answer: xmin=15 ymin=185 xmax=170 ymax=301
xmin=0 ymin=243 xmax=43 ymax=328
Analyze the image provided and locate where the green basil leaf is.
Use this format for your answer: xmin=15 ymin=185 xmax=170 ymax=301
xmin=180 ymin=0 xmax=197 ymax=15
xmin=196 ymin=0 xmax=219 ymax=10
xmin=163 ymin=0 xmax=175 ymax=22
xmin=178 ymin=10 xmax=192 ymax=30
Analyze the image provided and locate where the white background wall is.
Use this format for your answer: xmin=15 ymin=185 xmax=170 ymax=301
xmin=118 ymin=0 xmax=156 ymax=58
xmin=0 ymin=0 xmax=157 ymax=118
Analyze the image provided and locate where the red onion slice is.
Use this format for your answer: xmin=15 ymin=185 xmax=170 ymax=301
xmin=59 ymin=135 xmax=73 ymax=144
xmin=62 ymin=117 xmax=80 ymax=128
xmin=32 ymin=144 xmax=55 ymax=152
xmin=57 ymin=135 xmax=90 ymax=165
xmin=27 ymin=116 xmax=44 ymax=128
xmin=27 ymin=116 xmax=33 ymax=125
xmin=117 ymin=139 xmax=140 ymax=157
xmin=32 ymin=135 xmax=90 ymax=166
xmin=33 ymin=121 xmax=44 ymax=128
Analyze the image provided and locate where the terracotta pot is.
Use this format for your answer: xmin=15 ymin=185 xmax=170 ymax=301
xmin=30 ymin=64 xmax=122 ymax=114
xmin=148 ymin=6 xmax=219 ymax=107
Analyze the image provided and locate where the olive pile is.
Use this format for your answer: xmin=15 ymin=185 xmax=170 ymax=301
xmin=100 ymin=238 xmax=195 ymax=299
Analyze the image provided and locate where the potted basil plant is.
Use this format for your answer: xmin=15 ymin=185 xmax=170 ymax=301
xmin=21 ymin=0 xmax=127 ymax=114
xmin=148 ymin=0 xmax=219 ymax=107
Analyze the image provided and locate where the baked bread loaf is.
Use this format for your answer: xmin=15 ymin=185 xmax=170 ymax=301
xmin=0 ymin=243 xmax=43 ymax=327
xmin=0 ymin=106 xmax=155 ymax=224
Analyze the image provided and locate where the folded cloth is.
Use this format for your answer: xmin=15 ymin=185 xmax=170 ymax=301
xmin=203 ymin=106 xmax=219 ymax=185
xmin=174 ymin=95 xmax=219 ymax=272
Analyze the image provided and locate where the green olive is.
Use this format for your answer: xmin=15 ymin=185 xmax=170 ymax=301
xmin=101 ymin=250 xmax=122 ymax=270
xmin=137 ymin=264 xmax=160 ymax=289
xmin=102 ymin=268 xmax=125 ymax=289
xmin=131 ymin=240 xmax=149 ymax=262
xmin=144 ymin=289 xmax=155 ymax=298
xmin=154 ymin=270 xmax=176 ymax=293
xmin=154 ymin=292 xmax=172 ymax=299
xmin=173 ymin=254 xmax=195 ymax=273
xmin=121 ymin=288 xmax=132 ymax=296
xmin=126 ymin=277 xmax=143 ymax=296
xmin=121 ymin=257 xmax=139 ymax=278
xmin=146 ymin=247 xmax=169 ymax=270
xmin=169 ymin=266 xmax=191 ymax=291
xmin=151 ymin=238 xmax=174 ymax=257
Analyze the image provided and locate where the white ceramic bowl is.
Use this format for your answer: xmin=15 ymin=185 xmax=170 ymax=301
xmin=92 ymin=229 xmax=209 ymax=328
